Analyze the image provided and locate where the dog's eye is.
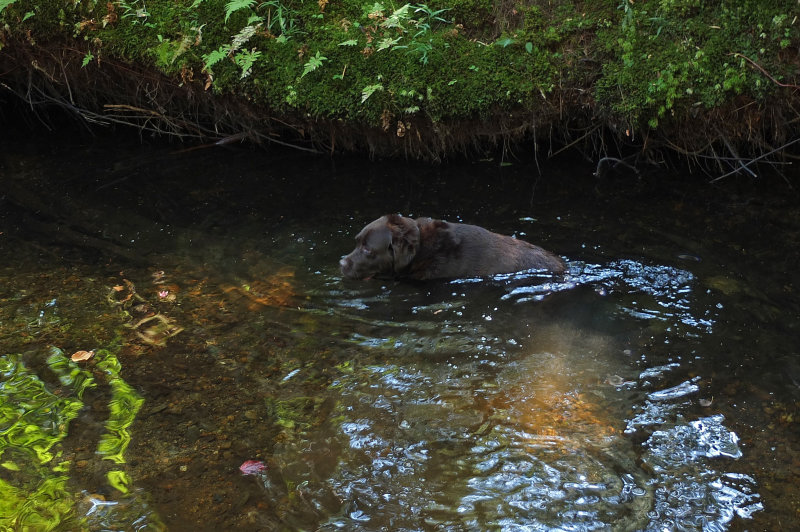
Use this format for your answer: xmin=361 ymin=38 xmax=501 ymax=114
xmin=362 ymin=247 xmax=372 ymax=256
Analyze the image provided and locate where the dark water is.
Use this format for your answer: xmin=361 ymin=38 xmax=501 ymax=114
xmin=1 ymin=131 xmax=798 ymax=531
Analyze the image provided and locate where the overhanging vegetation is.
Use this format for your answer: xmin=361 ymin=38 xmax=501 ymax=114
xmin=1 ymin=0 xmax=798 ymax=166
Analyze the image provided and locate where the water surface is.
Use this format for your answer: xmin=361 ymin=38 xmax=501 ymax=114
xmin=1 ymin=132 xmax=798 ymax=530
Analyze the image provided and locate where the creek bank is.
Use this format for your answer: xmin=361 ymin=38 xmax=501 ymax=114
xmin=1 ymin=0 xmax=799 ymax=168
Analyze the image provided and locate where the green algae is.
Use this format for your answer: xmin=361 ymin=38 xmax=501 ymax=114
xmin=94 ymin=349 xmax=145 ymax=465
xmin=0 ymin=346 xmax=144 ymax=529
xmin=0 ymin=350 xmax=88 ymax=529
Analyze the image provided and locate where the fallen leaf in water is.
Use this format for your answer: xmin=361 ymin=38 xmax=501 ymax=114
xmin=239 ymin=460 xmax=267 ymax=475
xmin=222 ymin=268 xmax=297 ymax=310
xmin=157 ymin=284 xmax=179 ymax=302
xmin=71 ymin=350 xmax=96 ymax=362
xmin=129 ymin=313 xmax=183 ymax=346
xmin=699 ymin=397 xmax=713 ymax=407
xmin=112 ymin=285 xmax=124 ymax=292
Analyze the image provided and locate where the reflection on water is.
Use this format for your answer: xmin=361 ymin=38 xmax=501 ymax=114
xmin=644 ymin=416 xmax=762 ymax=529
xmin=282 ymin=259 xmax=757 ymax=530
xmin=1 ymin=133 xmax=797 ymax=530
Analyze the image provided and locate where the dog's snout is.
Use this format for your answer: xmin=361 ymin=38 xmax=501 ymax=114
xmin=339 ymin=256 xmax=353 ymax=277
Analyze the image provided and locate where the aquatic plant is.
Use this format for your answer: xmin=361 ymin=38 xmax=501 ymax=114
xmin=0 ymin=347 xmax=143 ymax=527
xmin=0 ymin=351 xmax=87 ymax=528
xmin=94 ymin=350 xmax=145 ymax=466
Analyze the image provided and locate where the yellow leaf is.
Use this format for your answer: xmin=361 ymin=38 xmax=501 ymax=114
xmin=70 ymin=350 xmax=95 ymax=362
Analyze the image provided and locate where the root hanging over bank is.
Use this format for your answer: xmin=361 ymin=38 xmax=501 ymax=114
xmin=1 ymin=37 xmax=799 ymax=177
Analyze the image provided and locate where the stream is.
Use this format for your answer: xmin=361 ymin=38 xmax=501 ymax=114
xmin=1 ymin=130 xmax=798 ymax=530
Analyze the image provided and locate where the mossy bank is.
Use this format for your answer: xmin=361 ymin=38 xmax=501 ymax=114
xmin=1 ymin=0 xmax=798 ymax=163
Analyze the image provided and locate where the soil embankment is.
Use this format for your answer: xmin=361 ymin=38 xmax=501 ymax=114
xmin=1 ymin=0 xmax=798 ymax=167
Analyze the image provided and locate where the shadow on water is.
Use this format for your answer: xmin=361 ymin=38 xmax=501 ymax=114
xmin=1 ymin=131 xmax=798 ymax=530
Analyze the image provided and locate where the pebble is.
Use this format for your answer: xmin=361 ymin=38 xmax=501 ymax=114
xmin=150 ymin=403 xmax=168 ymax=414
xmin=166 ymin=405 xmax=183 ymax=415
xmin=186 ymin=425 xmax=201 ymax=443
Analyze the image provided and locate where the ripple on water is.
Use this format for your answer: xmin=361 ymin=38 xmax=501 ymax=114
xmin=502 ymin=260 xmax=715 ymax=334
xmin=642 ymin=415 xmax=762 ymax=529
xmin=268 ymin=252 xmax=754 ymax=530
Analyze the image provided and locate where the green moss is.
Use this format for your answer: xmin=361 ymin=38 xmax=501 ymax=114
xmin=594 ymin=0 xmax=799 ymax=128
xmin=2 ymin=0 xmax=798 ymax=144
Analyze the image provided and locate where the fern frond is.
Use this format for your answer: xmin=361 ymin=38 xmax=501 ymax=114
xmin=224 ymin=0 xmax=256 ymax=22
xmin=230 ymin=22 xmax=261 ymax=52
xmin=203 ymin=45 xmax=231 ymax=71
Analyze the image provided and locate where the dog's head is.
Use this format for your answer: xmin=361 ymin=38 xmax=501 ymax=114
xmin=340 ymin=215 xmax=420 ymax=279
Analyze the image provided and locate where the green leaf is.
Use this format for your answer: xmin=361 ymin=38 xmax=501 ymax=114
xmin=203 ymin=46 xmax=230 ymax=71
xmin=496 ymin=37 xmax=515 ymax=47
xmin=301 ymin=51 xmax=327 ymax=78
xmin=381 ymin=3 xmax=411 ymax=30
xmin=338 ymin=39 xmax=358 ymax=46
xmin=235 ymin=48 xmax=262 ymax=78
xmin=363 ymin=2 xmax=385 ymax=19
xmin=52 ymin=460 xmax=71 ymax=473
xmin=224 ymin=0 xmax=256 ymax=22
xmin=285 ymin=85 xmax=297 ymax=105
xmin=0 ymin=0 xmax=16 ymax=12
xmin=361 ymin=83 xmax=383 ymax=103
xmin=81 ymin=52 xmax=94 ymax=68
xmin=376 ymin=36 xmax=401 ymax=52
xmin=525 ymin=41 xmax=533 ymax=54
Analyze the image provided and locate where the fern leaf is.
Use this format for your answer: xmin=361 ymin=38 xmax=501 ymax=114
xmin=301 ymin=51 xmax=327 ymax=78
xmin=230 ymin=22 xmax=261 ymax=52
xmin=225 ymin=0 xmax=256 ymax=22
xmin=235 ymin=49 xmax=262 ymax=78
xmin=203 ymin=46 xmax=231 ymax=71
xmin=361 ymin=83 xmax=383 ymax=103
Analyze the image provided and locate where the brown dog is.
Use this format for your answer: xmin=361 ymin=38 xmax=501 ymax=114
xmin=340 ymin=214 xmax=565 ymax=280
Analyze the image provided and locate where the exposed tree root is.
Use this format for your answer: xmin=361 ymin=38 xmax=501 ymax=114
xmin=2 ymin=37 xmax=799 ymax=177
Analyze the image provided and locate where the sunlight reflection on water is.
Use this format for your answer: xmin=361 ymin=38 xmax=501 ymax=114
xmin=288 ymin=257 xmax=759 ymax=530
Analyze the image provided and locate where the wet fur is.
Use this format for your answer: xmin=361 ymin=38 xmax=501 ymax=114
xmin=340 ymin=214 xmax=565 ymax=280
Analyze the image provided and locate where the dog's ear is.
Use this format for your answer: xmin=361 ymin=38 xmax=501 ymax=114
xmin=386 ymin=215 xmax=420 ymax=270
xmin=369 ymin=224 xmax=393 ymax=251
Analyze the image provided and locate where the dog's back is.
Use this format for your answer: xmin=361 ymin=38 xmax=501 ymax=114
xmin=341 ymin=215 xmax=565 ymax=280
xmin=408 ymin=218 xmax=565 ymax=279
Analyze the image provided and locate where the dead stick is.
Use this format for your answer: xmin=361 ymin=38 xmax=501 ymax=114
xmin=731 ymin=53 xmax=800 ymax=90
xmin=710 ymin=137 xmax=800 ymax=183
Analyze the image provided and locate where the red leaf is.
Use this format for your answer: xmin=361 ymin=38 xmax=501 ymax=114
xmin=239 ymin=460 xmax=266 ymax=475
